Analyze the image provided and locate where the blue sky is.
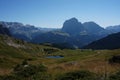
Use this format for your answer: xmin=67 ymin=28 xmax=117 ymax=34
xmin=0 ymin=0 xmax=120 ymax=28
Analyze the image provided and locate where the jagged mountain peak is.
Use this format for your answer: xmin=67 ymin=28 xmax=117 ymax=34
xmin=62 ymin=18 xmax=85 ymax=35
xmin=66 ymin=17 xmax=78 ymax=23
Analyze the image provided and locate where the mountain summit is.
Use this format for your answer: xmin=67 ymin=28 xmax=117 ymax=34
xmin=62 ymin=18 xmax=85 ymax=35
xmin=83 ymin=22 xmax=104 ymax=34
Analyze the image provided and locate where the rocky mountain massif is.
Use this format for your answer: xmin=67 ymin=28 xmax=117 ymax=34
xmin=0 ymin=17 xmax=120 ymax=49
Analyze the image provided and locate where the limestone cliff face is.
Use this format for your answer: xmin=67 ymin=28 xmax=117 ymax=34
xmin=62 ymin=18 xmax=85 ymax=35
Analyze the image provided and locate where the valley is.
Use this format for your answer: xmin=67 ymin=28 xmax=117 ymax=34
xmin=0 ymin=35 xmax=120 ymax=80
xmin=0 ymin=18 xmax=120 ymax=80
xmin=1 ymin=0 xmax=120 ymax=79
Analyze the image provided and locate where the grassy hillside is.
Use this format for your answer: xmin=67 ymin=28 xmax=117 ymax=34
xmin=0 ymin=34 xmax=120 ymax=79
xmin=0 ymin=34 xmax=59 ymax=74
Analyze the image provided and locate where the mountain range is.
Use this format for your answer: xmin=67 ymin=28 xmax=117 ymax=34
xmin=0 ymin=17 xmax=120 ymax=49
xmin=106 ymin=25 xmax=120 ymax=33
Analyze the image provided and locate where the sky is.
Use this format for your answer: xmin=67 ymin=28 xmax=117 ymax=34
xmin=0 ymin=0 xmax=120 ymax=28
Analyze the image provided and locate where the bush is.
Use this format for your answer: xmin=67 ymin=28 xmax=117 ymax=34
xmin=13 ymin=60 xmax=47 ymax=79
xmin=0 ymin=75 xmax=20 ymax=80
xmin=110 ymin=71 xmax=120 ymax=80
xmin=56 ymin=70 xmax=97 ymax=80
xmin=109 ymin=55 xmax=120 ymax=64
xmin=37 ymin=64 xmax=47 ymax=72
xmin=43 ymin=48 xmax=58 ymax=54
xmin=33 ymin=72 xmax=52 ymax=80
xmin=21 ymin=59 xmax=28 ymax=65
xmin=14 ymin=64 xmax=37 ymax=78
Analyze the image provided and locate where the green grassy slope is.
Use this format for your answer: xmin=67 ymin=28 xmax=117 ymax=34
xmin=0 ymin=35 xmax=60 ymax=74
xmin=0 ymin=34 xmax=120 ymax=79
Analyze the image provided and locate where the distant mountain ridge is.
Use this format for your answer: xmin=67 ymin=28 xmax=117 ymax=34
xmin=0 ymin=18 xmax=120 ymax=49
xmin=83 ymin=32 xmax=120 ymax=49
xmin=32 ymin=18 xmax=110 ymax=48
xmin=0 ymin=21 xmax=56 ymax=41
xmin=62 ymin=18 xmax=109 ymax=36
xmin=83 ymin=22 xmax=105 ymax=35
xmin=106 ymin=25 xmax=120 ymax=33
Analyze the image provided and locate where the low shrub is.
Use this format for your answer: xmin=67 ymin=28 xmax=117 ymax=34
xmin=13 ymin=60 xmax=47 ymax=79
xmin=109 ymin=55 xmax=120 ymax=64
xmin=56 ymin=70 xmax=98 ymax=80
xmin=110 ymin=71 xmax=120 ymax=80
xmin=0 ymin=75 xmax=20 ymax=80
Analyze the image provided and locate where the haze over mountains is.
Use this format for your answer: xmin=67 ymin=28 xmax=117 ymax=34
xmin=0 ymin=17 xmax=120 ymax=49
xmin=106 ymin=25 xmax=120 ymax=33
